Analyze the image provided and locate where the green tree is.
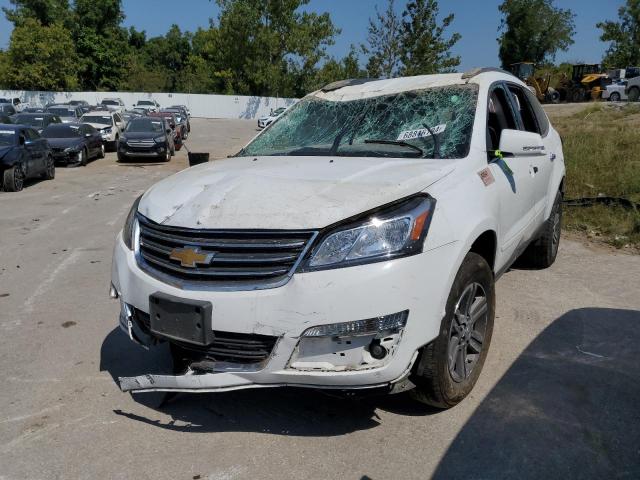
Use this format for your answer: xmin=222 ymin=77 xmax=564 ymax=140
xmin=142 ymin=25 xmax=192 ymax=91
xmin=214 ymin=0 xmax=339 ymax=97
xmin=310 ymin=47 xmax=367 ymax=92
xmin=361 ymin=0 xmax=402 ymax=78
xmin=597 ymin=0 xmax=640 ymax=68
xmin=0 ymin=17 xmax=78 ymax=90
xmin=2 ymin=0 xmax=69 ymax=26
xmin=399 ymin=0 xmax=461 ymax=75
xmin=71 ymin=0 xmax=132 ymax=90
xmin=498 ymin=0 xmax=575 ymax=68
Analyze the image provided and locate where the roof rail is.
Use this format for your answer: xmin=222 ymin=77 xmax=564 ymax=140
xmin=461 ymin=67 xmax=515 ymax=80
xmin=321 ymin=78 xmax=378 ymax=92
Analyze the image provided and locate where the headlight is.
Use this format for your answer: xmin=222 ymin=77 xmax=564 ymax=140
xmin=123 ymin=196 xmax=142 ymax=250
xmin=103 ymin=128 xmax=112 ymax=134
xmin=64 ymin=147 xmax=76 ymax=152
xmin=304 ymin=195 xmax=435 ymax=270
xmin=153 ymin=136 xmax=165 ymax=143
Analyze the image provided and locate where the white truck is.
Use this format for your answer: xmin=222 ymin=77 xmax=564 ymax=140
xmin=111 ymin=68 xmax=565 ymax=408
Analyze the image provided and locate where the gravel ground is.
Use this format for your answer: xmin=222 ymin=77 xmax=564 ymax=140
xmin=0 ymin=118 xmax=638 ymax=479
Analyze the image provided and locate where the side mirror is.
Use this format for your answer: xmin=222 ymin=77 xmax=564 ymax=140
xmin=498 ymin=129 xmax=546 ymax=157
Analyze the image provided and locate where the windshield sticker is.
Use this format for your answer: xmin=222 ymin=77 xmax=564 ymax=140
xmin=397 ymin=124 xmax=447 ymax=141
xmin=478 ymin=167 xmax=495 ymax=186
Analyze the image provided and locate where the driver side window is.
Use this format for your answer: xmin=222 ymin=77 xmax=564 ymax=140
xmin=486 ymin=85 xmax=517 ymax=155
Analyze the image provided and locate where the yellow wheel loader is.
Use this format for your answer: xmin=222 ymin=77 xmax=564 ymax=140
xmin=509 ymin=62 xmax=560 ymax=103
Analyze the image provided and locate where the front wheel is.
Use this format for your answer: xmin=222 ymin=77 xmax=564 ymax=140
xmin=628 ymin=87 xmax=640 ymax=102
xmin=410 ymin=252 xmax=495 ymax=408
xmin=98 ymin=143 xmax=106 ymax=159
xmin=43 ymin=155 xmax=55 ymax=180
xmin=609 ymin=92 xmax=621 ymax=102
xmin=164 ymin=148 xmax=171 ymax=162
xmin=3 ymin=165 xmax=25 ymax=192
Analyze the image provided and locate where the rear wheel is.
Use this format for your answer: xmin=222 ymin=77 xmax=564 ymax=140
xmin=410 ymin=252 xmax=495 ymax=408
xmin=609 ymin=92 xmax=621 ymax=102
xmin=628 ymin=87 xmax=640 ymax=102
xmin=3 ymin=165 xmax=25 ymax=192
xmin=43 ymin=155 xmax=55 ymax=180
xmin=516 ymin=190 xmax=562 ymax=269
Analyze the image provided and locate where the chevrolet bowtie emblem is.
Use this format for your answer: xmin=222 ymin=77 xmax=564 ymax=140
xmin=169 ymin=247 xmax=214 ymax=268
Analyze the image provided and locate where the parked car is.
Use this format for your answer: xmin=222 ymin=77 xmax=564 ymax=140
xmin=69 ymin=100 xmax=92 ymax=114
xmin=603 ymin=82 xmax=628 ymax=101
xmin=0 ymin=124 xmax=54 ymax=191
xmin=21 ymin=107 xmax=45 ymax=114
xmin=100 ymin=98 xmax=126 ymax=113
xmin=169 ymin=104 xmax=190 ymax=118
xmin=41 ymin=123 xmax=105 ymax=166
xmin=134 ymin=99 xmax=161 ymax=113
xmin=45 ymin=104 xmax=83 ymax=124
xmin=122 ymin=110 xmax=145 ymax=125
xmin=164 ymin=107 xmax=190 ymax=135
xmin=0 ymin=103 xmax=17 ymax=116
xmin=117 ymin=117 xmax=174 ymax=162
xmin=257 ymin=106 xmax=286 ymax=129
xmin=80 ymin=111 xmax=125 ymax=151
xmin=0 ymin=97 xmax=24 ymax=112
xmin=13 ymin=113 xmax=62 ymax=133
xmin=160 ymin=109 xmax=188 ymax=140
xmin=112 ymin=69 xmax=566 ymax=407
xmin=148 ymin=111 xmax=182 ymax=150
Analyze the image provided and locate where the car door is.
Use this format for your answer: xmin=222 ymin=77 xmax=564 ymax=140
xmin=506 ymin=84 xmax=556 ymax=223
xmin=30 ymin=128 xmax=48 ymax=172
xmin=21 ymin=129 xmax=41 ymax=176
xmin=486 ymin=83 xmax=538 ymax=255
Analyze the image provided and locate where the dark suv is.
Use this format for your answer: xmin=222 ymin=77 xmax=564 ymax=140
xmin=117 ymin=117 xmax=174 ymax=162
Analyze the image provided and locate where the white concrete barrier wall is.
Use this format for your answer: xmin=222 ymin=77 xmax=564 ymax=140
xmin=0 ymin=90 xmax=298 ymax=119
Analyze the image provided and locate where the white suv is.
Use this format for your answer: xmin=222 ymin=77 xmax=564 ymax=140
xmin=111 ymin=69 xmax=565 ymax=408
xmin=81 ymin=111 xmax=125 ymax=150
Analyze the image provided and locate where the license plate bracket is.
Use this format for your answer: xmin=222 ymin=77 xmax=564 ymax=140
xmin=149 ymin=292 xmax=213 ymax=346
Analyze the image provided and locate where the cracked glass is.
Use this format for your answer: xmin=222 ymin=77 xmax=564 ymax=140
xmin=241 ymin=84 xmax=478 ymax=159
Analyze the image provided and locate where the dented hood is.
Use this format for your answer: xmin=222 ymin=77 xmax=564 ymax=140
xmin=139 ymin=156 xmax=454 ymax=230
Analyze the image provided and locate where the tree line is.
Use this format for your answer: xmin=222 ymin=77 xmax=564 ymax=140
xmin=0 ymin=0 xmax=638 ymax=96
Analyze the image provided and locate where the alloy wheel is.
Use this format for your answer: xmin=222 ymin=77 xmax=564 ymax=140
xmin=448 ymin=282 xmax=488 ymax=382
xmin=47 ymin=156 xmax=55 ymax=179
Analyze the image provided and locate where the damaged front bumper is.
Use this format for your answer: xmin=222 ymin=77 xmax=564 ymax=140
xmin=111 ymin=233 xmax=458 ymax=394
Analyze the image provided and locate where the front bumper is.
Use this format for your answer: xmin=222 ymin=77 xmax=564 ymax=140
xmin=51 ymin=150 xmax=80 ymax=164
xmin=111 ymin=233 xmax=459 ymax=393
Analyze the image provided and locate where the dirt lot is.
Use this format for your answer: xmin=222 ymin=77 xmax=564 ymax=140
xmin=1 ymin=118 xmax=639 ymax=479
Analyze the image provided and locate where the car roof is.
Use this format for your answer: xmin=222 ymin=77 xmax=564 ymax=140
xmin=312 ymin=69 xmax=524 ymax=101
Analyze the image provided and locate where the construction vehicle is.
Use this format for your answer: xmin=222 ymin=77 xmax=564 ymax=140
xmin=509 ymin=62 xmax=560 ymax=103
xmin=557 ymin=64 xmax=609 ymax=102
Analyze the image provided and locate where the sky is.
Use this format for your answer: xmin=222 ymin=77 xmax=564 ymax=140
xmin=0 ymin=0 xmax=626 ymax=71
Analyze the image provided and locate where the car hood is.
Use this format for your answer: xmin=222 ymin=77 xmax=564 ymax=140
xmin=139 ymin=155 xmax=455 ymax=230
xmin=46 ymin=137 xmax=84 ymax=148
xmin=122 ymin=132 xmax=159 ymax=141
xmin=83 ymin=122 xmax=111 ymax=130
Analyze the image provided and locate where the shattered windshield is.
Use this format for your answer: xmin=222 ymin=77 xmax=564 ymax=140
xmin=241 ymin=84 xmax=478 ymax=159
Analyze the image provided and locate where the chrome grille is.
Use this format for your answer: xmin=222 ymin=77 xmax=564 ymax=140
xmin=136 ymin=214 xmax=317 ymax=289
xmin=127 ymin=140 xmax=155 ymax=147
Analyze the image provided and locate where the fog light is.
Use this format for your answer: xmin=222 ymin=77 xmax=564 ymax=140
xmin=301 ymin=310 xmax=408 ymax=338
xmin=369 ymin=340 xmax=387 ymax=360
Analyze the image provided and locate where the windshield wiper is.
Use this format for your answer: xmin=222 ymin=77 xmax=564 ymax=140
xmin=363 ymin=139 xmax=424 ymax=157
xmin=422 ymin=122 xmax=441 ymax=158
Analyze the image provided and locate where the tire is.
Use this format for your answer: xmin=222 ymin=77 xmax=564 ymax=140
xmin=628 ymin=87 xmax=640 ymax=102
xmin=78 ymin=148 xmax=87 ymax=166
xmin=410 ymin=252 xmax=495 ymax=409
xmin=98 ymin=143 xmax=105 ymax=159
xmin=43 ymin=155 xmax=55 ymax=180
xmin=117 ymin=153 xmax=127 ymax=162
xmin=609 ymin=92 xmax=621 ymax=102
xmin=571 ymin=88 xmax=585 ymax=103
xmin=164 ymin=148 xmax=171 ymax=162
xmin=516 ymin=190 xmax=562 ymax=269
xmin=3 ymin=165 xmax=25 ymax=192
